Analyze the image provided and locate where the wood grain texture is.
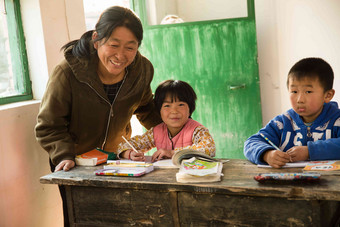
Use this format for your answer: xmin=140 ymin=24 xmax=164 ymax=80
xmin=40 ymin=160 xmax=340 ymax=226
xmin=40 ymin=160 xmax=340 ymax=201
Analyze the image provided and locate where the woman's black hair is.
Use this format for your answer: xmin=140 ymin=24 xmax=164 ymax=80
xmin=154 ymin=80 xmax=197 ymax=117
xmin=61 ymin=6 xmax=143 ymax=58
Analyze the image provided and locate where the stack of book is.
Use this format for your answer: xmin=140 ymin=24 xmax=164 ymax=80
xmin=172 ymin=149 xmax=224 ymax=183
xmin=75 ymin=148 xmax=108 ymax=166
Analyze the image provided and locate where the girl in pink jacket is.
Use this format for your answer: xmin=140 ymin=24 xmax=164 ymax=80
xmin=117 ymin=80 xmax=216 ymax=161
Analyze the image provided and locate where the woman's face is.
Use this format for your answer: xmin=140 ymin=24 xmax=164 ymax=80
xmin=93 ymin=26 xmax=139 ymax=79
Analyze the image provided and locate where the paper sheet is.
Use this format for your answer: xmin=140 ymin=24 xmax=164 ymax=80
xmin=257 ymin=161 xmax=310 ymax=168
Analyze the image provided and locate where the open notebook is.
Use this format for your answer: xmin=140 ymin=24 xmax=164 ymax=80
xmin=257 ymin=161 xmax=310 ymax=168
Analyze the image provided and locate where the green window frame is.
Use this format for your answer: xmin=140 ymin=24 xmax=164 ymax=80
xmin=0 ymin=0 xmax=32 ymax=105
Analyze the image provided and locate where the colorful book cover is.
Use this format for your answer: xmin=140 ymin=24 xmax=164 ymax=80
xmin=75 ymin=148 xmax=108 ymax=166
xmin=176 ymin=157 xmax=223 ymax=183
xmin=303 ymin=160 xmax=340 ymax=171
xmin=180 ymin=158 xmax=220 ymax=176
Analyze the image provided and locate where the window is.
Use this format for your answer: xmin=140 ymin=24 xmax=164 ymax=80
xmin=0 ymin=0 xmax=32 ymax=105
xmin=146 ymin=0 xmax=248 ymax=25
xmin=83 ymin=0 xmax=130 ymax=31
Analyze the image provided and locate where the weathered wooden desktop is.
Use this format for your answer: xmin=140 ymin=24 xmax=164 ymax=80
xmin=40 ymin=159 xmax=340 ymax=226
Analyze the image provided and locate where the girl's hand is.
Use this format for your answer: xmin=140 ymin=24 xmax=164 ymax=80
xmin=55 ymin=160 xmax=75 ymax=172
xmin=151 ymin=149 xmax=174 ymax=162
xmin=130 ymin=150 xmax=145 ymax=161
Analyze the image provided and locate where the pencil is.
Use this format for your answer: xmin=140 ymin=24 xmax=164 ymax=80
xmin=260 ymin=133 xmax=293 ymax=162
xmin=259 ymin=133 xmax=281 ymax=151
xmin=121 ymin=136 xmax=139 ymax=153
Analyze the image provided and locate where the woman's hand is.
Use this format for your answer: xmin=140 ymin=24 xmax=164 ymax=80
xmin=151 ymin=149 xmax=174 ymax=162
xmin=55 ymin=160 xmax=75 ymax=172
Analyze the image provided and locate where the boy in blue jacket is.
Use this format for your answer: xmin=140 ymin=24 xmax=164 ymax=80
xmin=244 ymin=57 xmax=340 ymax=168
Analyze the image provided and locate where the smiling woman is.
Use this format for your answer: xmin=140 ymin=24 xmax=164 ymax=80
xmin=34 ymin=5 xmax=162 ymax=227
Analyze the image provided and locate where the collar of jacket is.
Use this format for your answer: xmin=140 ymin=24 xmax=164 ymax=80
xmin=288 ymin=101 xmax=340 ymax=127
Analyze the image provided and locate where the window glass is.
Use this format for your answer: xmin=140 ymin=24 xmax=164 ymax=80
xmin=0 ymin=6 xmax=15 ymax=97
xmin=83 ymin=0 xmax=130 ymax=31
xmin=0 ymin=0 xmax=32 ymax=104
xmin=146 ymin=0 xmax=248 ymax=25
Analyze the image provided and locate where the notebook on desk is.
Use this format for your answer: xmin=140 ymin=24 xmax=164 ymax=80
xmin=257 ymin=161 xmax=310 ymax=168
xmin=107 ymin=157 xmax=177 ymax=169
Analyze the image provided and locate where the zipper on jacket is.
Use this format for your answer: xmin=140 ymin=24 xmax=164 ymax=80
xmin=307 ymin=127 xmax=312 ymax=138
xmin=101 ymin=70 xmax=128 ymax=149
xmin=82 ymin=69 xmax=128 ymax=150
xmin=168 ymin=131 xmax=174 ymax=150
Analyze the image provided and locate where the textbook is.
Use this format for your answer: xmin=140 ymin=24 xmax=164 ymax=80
xmin=172 ymin=149 xmax=218 ymax=167
xmin=303 ymin=160 xmax=340 ymax=174
xmin=176 ymin=157 xmax=223 ymax=183
xmin=75 ymin=148 xmax=108 ymax=166
xmin=147 ymin=149 xmax=219 ymax=169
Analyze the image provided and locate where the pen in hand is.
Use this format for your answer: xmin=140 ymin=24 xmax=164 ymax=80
xmin=260 ymin=133 xmax=293 ymax=162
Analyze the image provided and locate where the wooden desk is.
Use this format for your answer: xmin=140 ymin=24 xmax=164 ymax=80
xmin=40 ymin=159 xmax=340 ymax=226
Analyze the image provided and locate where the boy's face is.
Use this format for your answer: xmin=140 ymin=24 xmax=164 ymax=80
xmin=160 ymin=94 xmax=190 ymax=137
xmin=288 ymin=75 xmax=334 ymax=123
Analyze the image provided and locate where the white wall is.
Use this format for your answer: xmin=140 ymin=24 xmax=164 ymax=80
xmin=1 ymin=1 xmax=340 ymax=227
xmin=0 ymin=1 xmax=85 ymax=227
xmin=255 ymin=0 xmax=340 ymax=124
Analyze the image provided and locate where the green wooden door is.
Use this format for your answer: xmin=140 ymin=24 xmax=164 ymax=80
xmin=132 ymin=0 xmax=262 ymax=159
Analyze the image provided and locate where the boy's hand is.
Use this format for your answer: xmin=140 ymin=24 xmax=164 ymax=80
xmin=263 ymin=149 xmax=291 ymax=168
xmin=151 ymin=149 xmax=174 ymax=162
xmin=286 ymin=146 xmax=309 ymax=162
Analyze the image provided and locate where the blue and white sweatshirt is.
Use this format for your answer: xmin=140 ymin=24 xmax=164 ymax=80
xmin=244 ymin=101 xmax=340 ymax=165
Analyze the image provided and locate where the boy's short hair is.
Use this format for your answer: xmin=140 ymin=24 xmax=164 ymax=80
xmin=154 ymin=80 xmax=197 ymax=116
xmin=287 ymin=57 xmax=334 ymax=91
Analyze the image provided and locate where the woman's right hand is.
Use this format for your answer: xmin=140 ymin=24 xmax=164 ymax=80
xmin=54 ymin=160 xmax=75 ymax=172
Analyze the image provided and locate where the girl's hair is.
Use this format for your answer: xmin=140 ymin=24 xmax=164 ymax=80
xmin=154 ymin=80 xmax=197 ymax=116
xmin=61 ymin=6 xmax=143 ymax=57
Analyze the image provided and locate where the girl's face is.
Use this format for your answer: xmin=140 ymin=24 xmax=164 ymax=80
xmin=160 ymin=94 xmax=190 ymax=137
xmin=93 ymin=26 xmax=138 ymax=81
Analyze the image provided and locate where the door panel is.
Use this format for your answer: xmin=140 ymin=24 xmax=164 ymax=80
xmin=133 ymin=0 xmax=262 ymax=159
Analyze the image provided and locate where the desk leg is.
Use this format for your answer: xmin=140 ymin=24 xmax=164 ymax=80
xmin=170 ymin=191 xmax=180 ymax=227
xmin=65 ymin=186 xmax=75 ymax=227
